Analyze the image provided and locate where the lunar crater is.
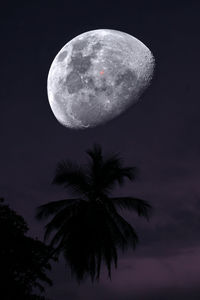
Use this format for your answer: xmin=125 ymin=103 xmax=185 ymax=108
xmin=65 ymin=71 xmax=84 ymax=94
xmin=57 ymin=50 xmax=68 ymax=62
xmin=69 ymin=54 xmax=92 ymax=74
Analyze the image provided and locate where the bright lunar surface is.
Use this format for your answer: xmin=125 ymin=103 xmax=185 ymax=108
xmin=47 ymin=29 xmax=155 ymax=129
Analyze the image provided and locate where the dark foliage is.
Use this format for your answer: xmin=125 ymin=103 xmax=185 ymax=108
xmin=0 ymin=198 xmax=54 ymax=300
xmin=37 ymin=145 xmax=152 ymax=282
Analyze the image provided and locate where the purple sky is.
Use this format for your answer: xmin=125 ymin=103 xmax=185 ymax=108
xmin=1 ymin=1 xmax=200 ymax=299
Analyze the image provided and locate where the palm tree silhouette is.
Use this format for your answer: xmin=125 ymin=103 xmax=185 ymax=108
xmin=36 ymin=144 xmax=151 ymax=282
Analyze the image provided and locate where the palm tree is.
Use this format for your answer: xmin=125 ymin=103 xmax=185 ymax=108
xmin=36 ymin=144 xmax=151 ymax=282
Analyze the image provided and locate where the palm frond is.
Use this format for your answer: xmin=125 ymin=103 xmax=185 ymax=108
xmin=110 ymin=211 xmax=139 ymax=249
xmin=105 ymin=165 xmax=136 ymax=186
xmin=110 ymin=197 xmax=152 ymax=220
xmin=47 ymin=201 xmax=87 ymax=249
xmin=87 ymin=148 xmax=137 ymax=195
xmin=104 ymin=200 xmax=139 ymax=249
xmin=43 ymin=199 xmax=85 ymax=241
xmin=86 ymin=143 xmax=102 ymax=162
xmin=36 ymin=198 xmax=81 ymax=220
xmin=52 ymin=161 xmax=90 ymax=196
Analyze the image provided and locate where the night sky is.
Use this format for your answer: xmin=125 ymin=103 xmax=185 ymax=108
xmin=1 ymin=1 xmax=200 ymax=299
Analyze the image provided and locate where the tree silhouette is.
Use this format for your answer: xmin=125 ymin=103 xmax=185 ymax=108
xmin=0 ymin=198 xmax=54 ymax=300
xmin=36 ymin=145 xmax=151 ymax=282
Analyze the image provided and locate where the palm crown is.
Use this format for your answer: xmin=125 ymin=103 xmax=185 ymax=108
xmin=36 ymin=144 xmax=151 ymax=282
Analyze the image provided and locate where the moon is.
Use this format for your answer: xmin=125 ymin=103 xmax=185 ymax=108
xmin=47 ymin=29 xmax=155 ymax=129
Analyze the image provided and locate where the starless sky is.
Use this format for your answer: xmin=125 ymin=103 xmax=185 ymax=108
xmin=1 ymin=0 xmax=200 ymax=299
